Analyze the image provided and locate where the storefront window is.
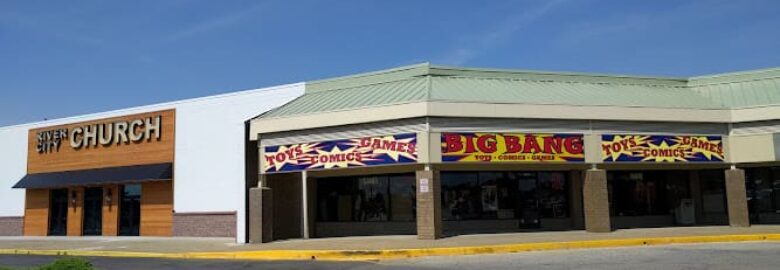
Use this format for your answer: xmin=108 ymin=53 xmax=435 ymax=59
xmin=389 ymin=174 xmax=416 ymax=221
xmin=746 ymin=167 xmax=780 ymax=215
xmin=317 ymin=173 xmax=415 ymax=222
xmin=441 ymin=171 xmax=569 ymax=221
xmin=538 ymin=172 xmax=568 ymax=218
xmin=608 ymin=171 xmax=690 ymax=216
xmin=699 ymin=170 xmax=727 ymax=215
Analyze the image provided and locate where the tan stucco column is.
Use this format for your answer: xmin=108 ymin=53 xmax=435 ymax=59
xmin=249 ymin=186 xmax=273 ymax=243
xmin=416 ymin=169 xmax=442 ymax=240
xmin=725 ymin=168 xmax=750 ymax=227
xmin=583 ymin=169 xmax=611 ymax=232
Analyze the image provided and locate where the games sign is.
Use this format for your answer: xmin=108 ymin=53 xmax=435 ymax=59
xmin=263 ymin=133 xmax=417 ymax=173
xmin=602 ymin=134 xmax=724 ymax=162
xmin=441 ymin=133 xmax=585 ymax=163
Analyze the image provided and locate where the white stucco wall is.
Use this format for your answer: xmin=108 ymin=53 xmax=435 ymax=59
xmin=0 ymin=126 xmax=29 ymax=217
xmin=172 ymin=83 xmax=303 ymax=243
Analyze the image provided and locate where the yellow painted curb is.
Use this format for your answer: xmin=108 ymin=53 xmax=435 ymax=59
xmin=1 ymin=233 xmax=779 ymax=262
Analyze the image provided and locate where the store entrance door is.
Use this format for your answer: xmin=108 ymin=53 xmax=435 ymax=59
xmin=118 ymin=184 xmax=141 ymax=236
xmin=517 ymin=174 xmax=540 ymax=229
xmin=82 ymin=187 xmax=103 ymax=236
xmin=48 ymin=189 xmax=68 ymax=236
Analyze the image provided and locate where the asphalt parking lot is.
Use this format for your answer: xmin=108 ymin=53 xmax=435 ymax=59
xmin=2 ymin=242 xmax=779 ymax=270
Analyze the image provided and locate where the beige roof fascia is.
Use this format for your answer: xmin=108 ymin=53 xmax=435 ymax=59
xmin=250 ymin=101 xmax=737 ymax=138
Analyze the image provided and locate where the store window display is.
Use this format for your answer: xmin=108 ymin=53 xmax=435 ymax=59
xmin=317 ymin=174 xmax=415 ymax=222
xmin=608 ymin=171 xmax=690 ymax=217
xmin=746 ymin=167 xmax=780 ymax=224
xmin=441 ymin=171 xmax=569 ymax=225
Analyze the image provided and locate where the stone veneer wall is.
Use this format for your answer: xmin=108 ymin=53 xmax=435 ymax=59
xmin=0 ymin=217 xmax=23 ymax=236
xmin=173 ymin=212 xmax=236 ymax=238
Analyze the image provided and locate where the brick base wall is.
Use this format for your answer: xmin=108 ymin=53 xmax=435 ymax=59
xmin=0 ymin=216 xmax=23 ymax=236
xmin=173 ymin=212 xmax=236 ymax=238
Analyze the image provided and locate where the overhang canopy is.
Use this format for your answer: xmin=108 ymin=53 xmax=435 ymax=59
xmin=12 ymin=163 xmax=173 ymax=189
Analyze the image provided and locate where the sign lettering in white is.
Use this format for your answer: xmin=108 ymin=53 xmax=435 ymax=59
xmin=36 ymin=115 xmax=162 ymax=154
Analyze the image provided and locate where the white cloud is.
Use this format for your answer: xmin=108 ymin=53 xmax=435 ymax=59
xmin=437 ymin=0 xmax=566 ymax=65
xmin=161 ymin=3 xmax=267 ymax=44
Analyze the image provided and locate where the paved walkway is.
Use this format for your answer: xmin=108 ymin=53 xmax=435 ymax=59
xmin=0 ymin=225 xmax=779 ymax=253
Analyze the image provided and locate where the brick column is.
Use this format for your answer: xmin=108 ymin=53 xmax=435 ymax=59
xmin=725 ymin=168 xmax=750 ymax=227
xmin=249 ymin=187 xmax=273 ymax=243
xmin=416 ymin=169 xmax=442 ymax=240
xmin=583 ymin=169 xmax=611 ymax=232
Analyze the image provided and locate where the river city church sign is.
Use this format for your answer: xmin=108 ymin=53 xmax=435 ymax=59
xmin=35 ymin=115 xmax=163 ymax=154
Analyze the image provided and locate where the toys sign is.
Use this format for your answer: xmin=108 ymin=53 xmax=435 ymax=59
xmin=263 ymin=133 xmax=418 ymax=173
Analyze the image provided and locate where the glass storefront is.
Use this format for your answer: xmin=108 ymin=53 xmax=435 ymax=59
xmin=316 ymin=173 xmax=416 ymax=222
xmin=746 ymin=167 xmax=780 ymax=224
xmin=698 ymin=170 xmax=728 ymax=224
xmin=608 ymin=171 xmax=690 ymax=217
xmin=441 ymin=171 xmax=569 ymax=228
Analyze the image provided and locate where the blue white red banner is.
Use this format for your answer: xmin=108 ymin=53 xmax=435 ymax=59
xmin=263 ymin=133 xmax=418 ymax=173
xmin=602 ymin=134 xmax=724 ymax=162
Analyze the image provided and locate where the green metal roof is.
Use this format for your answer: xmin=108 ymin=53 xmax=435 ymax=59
xmin=429 ymin=76 xmax=717 ymax=109
xmin=689 ymin=67 xmax=780 ymax=108
xmin=263 ymin=77 xmax=429 ymax=117
xmin=258 ymin=63 xmax=780 ymax=119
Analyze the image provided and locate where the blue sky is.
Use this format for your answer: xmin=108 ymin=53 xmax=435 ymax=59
xmin=1 ymin=0 xmax=779 ymax=126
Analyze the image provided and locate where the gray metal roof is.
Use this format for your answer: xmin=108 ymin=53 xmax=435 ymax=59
xmin=258 ymin=63 xmax=780 ymax=119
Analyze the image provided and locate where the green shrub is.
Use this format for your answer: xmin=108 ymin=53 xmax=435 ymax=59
xmin=37 ymin=258 xmax=94 ymax=270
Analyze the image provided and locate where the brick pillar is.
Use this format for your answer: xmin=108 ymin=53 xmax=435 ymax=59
xmin=249 ymin=187 xmax=273 ymax=243
xmin=569 ymin=170 xmax=585 ymax=230
xmin=725 ymin=168 xmax=750 ymax=227
xmin=583 ymin=169 xmax=611 ymax=232
xmin=416 ymin=169 xmax=442 ymax=240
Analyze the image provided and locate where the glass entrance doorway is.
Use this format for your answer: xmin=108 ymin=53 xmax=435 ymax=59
xmin=118 ymin=184 xmax=141 ymax=236
xmin=48 ymin=189 xmax=68 ymax=236
xmin=441 ymin=171 xmax=571 ymax=234
xmin=516 ymin=173 xmax=540 ymax=229
xmin=82 ymin=187 xmax=103 ymax=236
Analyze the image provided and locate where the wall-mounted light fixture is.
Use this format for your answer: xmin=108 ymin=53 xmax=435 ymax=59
xmin=105 ymin=189 xmax=112 ymax=203
xmin=70 ymin=190 xmax=77 ymax=208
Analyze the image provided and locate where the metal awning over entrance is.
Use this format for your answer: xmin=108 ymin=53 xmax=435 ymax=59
xmin=12 ymin=163 xmax=173 ymax=189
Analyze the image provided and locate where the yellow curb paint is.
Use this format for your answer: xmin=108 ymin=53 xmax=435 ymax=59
xmin=1 ymin=233 xmax=779 ymax=262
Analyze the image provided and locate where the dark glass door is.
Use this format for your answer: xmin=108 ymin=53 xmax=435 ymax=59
xmin=118 ymin=184 xmax=141 ymax=236
xmin=517 ymin=173 xmax=540 ymax=229
xmin=48 ymin=189 xmax=68 ymax=236
xmin=82 ymin=187 xmax=103 ymax=236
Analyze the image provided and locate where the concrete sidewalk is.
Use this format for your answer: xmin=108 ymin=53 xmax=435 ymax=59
xmin=0 ymin=225 xmax=779 ymax=253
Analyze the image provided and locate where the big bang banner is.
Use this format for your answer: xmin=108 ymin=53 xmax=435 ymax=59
xmin=441 ymin=133 xmax=585 ymax=163
xmin=263 ymin=133 xmax=417 ymax=173
xmin=601 ymin=135 xmax=724 ymax=162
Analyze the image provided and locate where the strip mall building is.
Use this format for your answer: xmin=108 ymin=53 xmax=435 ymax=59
xmin=2 ymin=64 xmax=780 ymax=243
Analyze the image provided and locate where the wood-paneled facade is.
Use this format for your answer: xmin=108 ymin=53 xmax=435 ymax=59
xmin=22 ymin=109 xmax=176 ymax=237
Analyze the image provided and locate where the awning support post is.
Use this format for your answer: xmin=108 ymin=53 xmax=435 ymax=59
xmin=301 ymin=170 xmax=310 ymax=239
